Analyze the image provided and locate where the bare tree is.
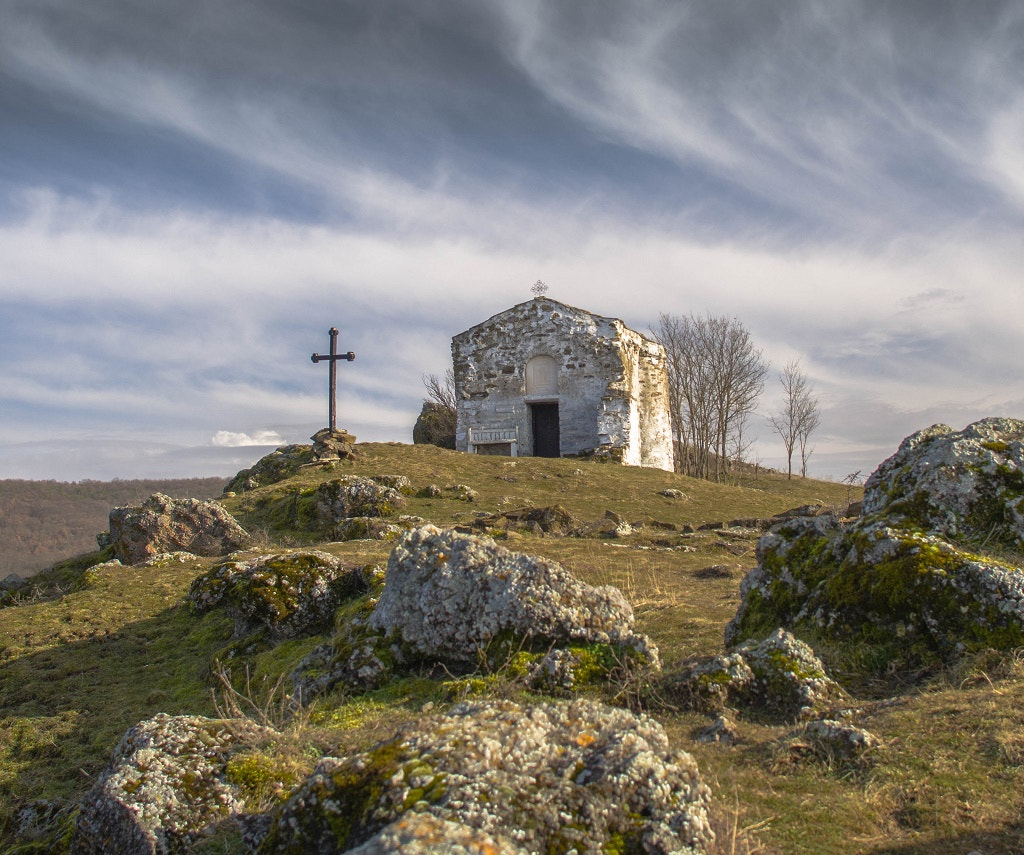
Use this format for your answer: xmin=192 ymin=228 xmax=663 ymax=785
xmin=768 ymin=359 xmax=820 ymax=479
xmin=423 ymin=369 xmax=456 ymax=411
xmin=652 ymin=313 xmax=768 ymax=481
xmin=414 ymin=369 xmax=457 ymax=448
xmin=707 ymin=316 xmax=769 ymax=479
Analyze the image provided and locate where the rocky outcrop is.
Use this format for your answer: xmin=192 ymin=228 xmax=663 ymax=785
xmin=726 ymin=419 xmax=1024 ymax=671
xmin=861 ymin=417 xmax=1024 ymax=549
xmin=189 ymin=550 xmax=368 ymax=640
xmin=224 ymin=445 xmax=314 ymax=493
xmin=314 ymin=476 xmax=409 ymax=533
xmin=668 ymin=629 xmax=844 ymax=721
xmin=72 ymin=714 xmax=272 ymax=855
xmin=472 ymin=504 xmax=577 ymax=536
xmin=107 ymin=494 xmax=250 ymax=565
xmin=258 ymin=697 xmax=713 ymax=855
xmin=293 ymin=525 xmax=659 ymax=696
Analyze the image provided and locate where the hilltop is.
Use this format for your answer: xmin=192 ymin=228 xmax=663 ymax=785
xmin=2 ymin=435 xmax=1024 ymax=853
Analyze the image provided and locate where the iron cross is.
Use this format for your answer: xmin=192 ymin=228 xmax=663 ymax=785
xmin=311 ymin=327 xmax=355 ymax=431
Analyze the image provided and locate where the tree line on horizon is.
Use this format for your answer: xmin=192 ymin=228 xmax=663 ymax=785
xmin=0 ymin=477 xmax=227 ymax=577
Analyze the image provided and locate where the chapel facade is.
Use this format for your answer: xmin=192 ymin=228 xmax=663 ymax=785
xmin=451 ymin=297 xmax=674 ymax=471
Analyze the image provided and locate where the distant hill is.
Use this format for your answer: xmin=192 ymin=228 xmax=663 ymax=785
xmin=0 ymin=477 xmax=227 ymax=577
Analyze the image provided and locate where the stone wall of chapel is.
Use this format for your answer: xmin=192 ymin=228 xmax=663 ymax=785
xmin=452 ymin=298 xmax=674 ymax=471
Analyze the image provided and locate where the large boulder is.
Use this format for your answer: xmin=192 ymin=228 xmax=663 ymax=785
xmin=368 ymin=525 xmax=647 ymax=659
xmin=108 ymin=494 xmax=250 ymax=565
xmin=315 ymin=476 xmax=409 ymax=530
xmin=292 ymin=525 xmax=659 ymax=696
xmin=72 ymin=714 xmax=272 ymax=855
xmin=412 ymin=402 xmax=456 ymax=449
xmin=188 ymin=550 xmax=369 ymax=639
xmin=862 ymin=417 xmax=1024 ymax=549
xmin=258 ymin=698 xmax=713 ymax=855
xmin=726 ymin=419 xmax=1024 ymax=671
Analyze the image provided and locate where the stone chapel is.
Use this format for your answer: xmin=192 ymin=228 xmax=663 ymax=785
xmin=451 ymin=296 xmax=675 ymax=471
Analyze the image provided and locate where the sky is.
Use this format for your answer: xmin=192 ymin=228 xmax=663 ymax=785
xmin=1 ymin=0 xmax=1023 ymax=482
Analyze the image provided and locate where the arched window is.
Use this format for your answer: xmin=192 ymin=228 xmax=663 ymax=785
xmin=525 ymin=355 xmax=558 ymax=397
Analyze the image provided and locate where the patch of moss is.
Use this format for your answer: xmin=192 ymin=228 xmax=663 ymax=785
xmin=261 ymin=736 xmax=447 ymax=852
xmin=225 ymin=750 xmax=303 ymax=807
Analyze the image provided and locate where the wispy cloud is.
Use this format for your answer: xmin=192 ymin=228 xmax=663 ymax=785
xmin=1 ymin=1 xmax=1022 ymax=480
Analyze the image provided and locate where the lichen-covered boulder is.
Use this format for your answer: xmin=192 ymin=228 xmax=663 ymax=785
xmin=369 ymin=525 xmax=650 ymax=660
xmin=669 ymin=629 xmax=843 ymax=720
xmin=291 ymin=526 xmax=659 ymax=696
xmin=412 ymin=402 xmax=456 ymax=450
xmin=72 ymin=714 xmax=272 ymax=855
xmin=108 ymin=494 xmax=250 ymax=565
xmin=224 ymin=445 xmax=314 ymax=493
xmin=258 ymin=698 xmax=713 ymax=855
xmin=315 ymin=476 xmax=408 ymax=529
xmin=862 ymin=417 xmax=1024 ymax=550
xmin=346 ymin=813 xmax=526 ymax=854
xmin=726 ymin=419 xmax=1024 ymax=673
xmin=726 ymin=515 xmax=1024 ymax=662
xmin=189 ymin=550 xmax=368 ymax=639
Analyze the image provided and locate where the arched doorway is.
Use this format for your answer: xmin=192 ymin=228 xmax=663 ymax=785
xmin=526 ymin=355 xmax=560 ymax=457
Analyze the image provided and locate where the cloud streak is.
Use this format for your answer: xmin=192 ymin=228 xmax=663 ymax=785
xmin=1 ymin=1 xmax=1022 ymax=480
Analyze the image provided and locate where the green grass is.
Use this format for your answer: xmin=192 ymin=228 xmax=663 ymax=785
xmin=8 ymin=443 xmax=1024 ymax=853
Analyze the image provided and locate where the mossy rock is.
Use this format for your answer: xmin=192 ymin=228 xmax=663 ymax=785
xmin=728 ymin=514 xmax=1024 ymax=675
xmin=189 ymin=551 xmax=370 ymax=640
xmin=224 ymin=445 xmax=315 ymax=494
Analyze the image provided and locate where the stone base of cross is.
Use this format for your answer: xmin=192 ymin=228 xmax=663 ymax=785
xmin=310 ymin=427 xmax=358 ymax=462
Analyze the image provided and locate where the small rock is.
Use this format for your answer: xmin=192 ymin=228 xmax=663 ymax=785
xmin=669 ymin=629 xmax=843 ymax=720
xmin=696 ymin=715 xmax=738 ymax=744
xmin=798 ymin=719 xmax=879 ymax=765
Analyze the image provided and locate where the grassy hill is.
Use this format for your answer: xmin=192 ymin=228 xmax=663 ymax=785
xmin=2 ymin=444 xmax=1023 ymax=853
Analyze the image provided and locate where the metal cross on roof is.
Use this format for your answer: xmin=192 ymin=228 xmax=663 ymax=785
xmin=311 ymin=327 xmax=355 ymax=431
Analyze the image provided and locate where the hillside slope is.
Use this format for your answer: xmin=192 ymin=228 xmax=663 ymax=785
xmin=4 ymin=444 xmax=1023 ymax=853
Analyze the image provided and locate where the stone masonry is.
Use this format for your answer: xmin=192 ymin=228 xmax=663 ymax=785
xmin=451 ymin=297 xmax=674 ymax=471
